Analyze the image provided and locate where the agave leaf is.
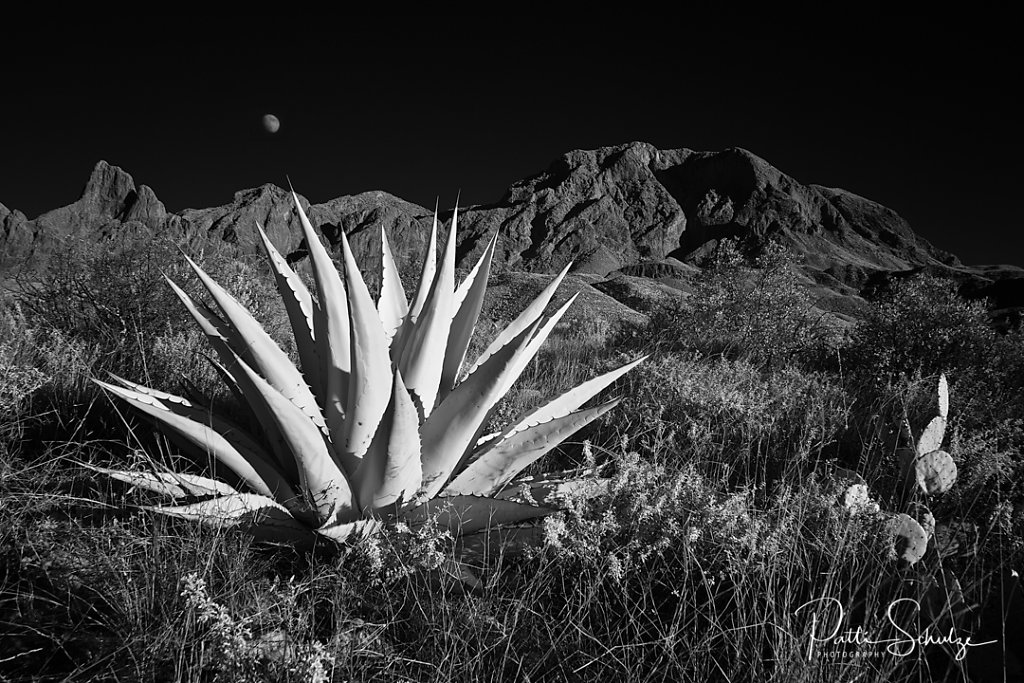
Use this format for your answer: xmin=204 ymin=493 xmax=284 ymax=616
xmin=170 ymin=287 xmax=304 ymax=472
xmin=110 ymin=365 xmax=302 ymax=485
xmin=179 ymin=253 xmax=323 ymax=428
xmin=917 ymin=416 xmax=947 ymax=456
xmin=255 ymin=220 xmax=322 ymax=400
xmin=143 ymin=493 xmax=290 ymax=522
xmin=377 ymin=225 xmax=409 ymax=343
xmin=228 ymin=354 xmax=357 ymax=525
xmin=408 ymin=204 xmax=439 ymax=325
xmin=440 ymin=228 xmax=498 ymax=397
xmin=493 ymin=292 xmax=579 ymax=401
xmin=389 ymin=208 xmax=438 ymax=363
xmin=201 ymin=355 xmax=248 ymax=414
xmin=355 ymin=368 xmax=422 ymax=514
xmin=443 ymin=291 xmax=580 ymax=476
xmin=166 ymin=279 xmax=273 ymax=422
xmin=476 ymin=431 xmax=502 ymax=449
xmin=404 ymin=495 xmax=554 ymax=535
xmin=94 ymin=380 xmax=294 ymax=503
xmin=937 ymin=374 xmax=949 ymax=419
xmin=82 ymin=463 xmax=240 ymax=499
xmin=178 ymin=377 xmax=215 ymax=410
xmin=453 ymin=228 xmax=498 ymax=311
xmin=202 ymin=356 xmax=302 ymax=482
xmin=398 ymin=207 xmax=457 ymax=418
xmin=165 ymin=276 xmax=253 ymax=368
xmin=316 ymin=518 xmax=383 ymax=543
xmin=156 ymin=470 xmax=242 ymax=498
xmin=144 ymin=494 xmax=316 ymax=544
xmin=291 ymin=191 xmax=351 ymax=445
xmin=445 ymin=400 xmax=620 ymax=498
xmin=95 ymin=466 xmax=186 ymax=498
xmin=106 ymin=373 xmax=271 ymax=448
xmin=418 ymin=319 xmax=540 ymax=499
xmin=492 ymin=475 xmax=612 ymax=508
xmin=465 ymin=262 xmax=572 ymax=377
xmin=339 ymin=229 xmax=393 ymax=463
xmin=498 ymin=356 xmax=647 ymax=442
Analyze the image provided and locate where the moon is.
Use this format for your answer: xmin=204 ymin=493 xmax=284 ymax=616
xmin=262 ymin=114 xmax=281 ymax=133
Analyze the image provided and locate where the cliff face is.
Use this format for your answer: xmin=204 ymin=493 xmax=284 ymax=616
xmin=1 ymin=161 xmax=185 ymax=262
xmin=3 ymin=146 xmax=1018 ymax=321
xmin=451 ymin=142 xmax=956 ymax=281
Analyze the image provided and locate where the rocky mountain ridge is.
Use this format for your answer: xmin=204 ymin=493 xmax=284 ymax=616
xmin=3 ymin=143 xmax=1021 ymax=322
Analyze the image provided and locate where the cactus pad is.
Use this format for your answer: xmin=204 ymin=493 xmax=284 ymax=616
xmin=917 ymin=416 xmax=947 ymax=456
xmin=915 ymin=450 xmax=957 ymax=495
xmin=889 ymin=513 xmax=929 ymax=564
xmin=937 ymin=374 xmax=949 ymax=419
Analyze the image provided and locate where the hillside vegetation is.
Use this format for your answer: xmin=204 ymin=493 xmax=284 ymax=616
xmin=2 ymin=234 xmax=1023 ymax=682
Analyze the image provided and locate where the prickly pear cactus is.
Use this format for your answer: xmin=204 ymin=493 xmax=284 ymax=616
xmin=915 ymin=450 xmax=958 ymax=495
xmin=917 ymin=416 xmax=947 ymax=456
xmin=902 ymin=374 xmax=958 ymax=496
xmin=936 ymin=373 xmax=949 ymax=419
xmin=832 ymin=375 xmax=955 ymax=567
xmin=889 ymin=513 xmax=929 ymax=565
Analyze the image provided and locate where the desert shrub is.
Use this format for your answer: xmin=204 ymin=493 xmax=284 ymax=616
xmin=0 ymin=298 xmax=103 ymax=446
xmin=527 ymin=445 xmax=898 ymax=681
xmin=846 ymin=274 xmax=997 ymax=388
xmin=9 ymin=237 xmax=296 ymax=442
xmin=631 ymin=239 xmax=839 ymax=370
xmin=15 ymin=237 xmax=292 ymax=380
xmin=845 ymin=275 xmax=1024 ymax=441
xmin=615 ymin=353 xmax=850 ymax=486
xmin=14 ymin=238 xmax=193 ymax=374
xmin=945 ymin=417 xmax=1024 ymax=565
xmin=0 ymin=302 xmax=47 ymax=421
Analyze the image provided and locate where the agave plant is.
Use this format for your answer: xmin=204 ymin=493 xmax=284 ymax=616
xmin=91 ymin=192 xmax=643 ymax=547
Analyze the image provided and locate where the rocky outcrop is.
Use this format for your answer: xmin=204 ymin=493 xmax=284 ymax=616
xmin=455 ymin=143 xmax=687 ymax=275
xmin=34 ymin=161 xmax=172 ymax=236
xmin=1 ymin=161 xmax=186 ymax=266
xmin=450 ymin=143 xmax=958 ymax=282
xmin=2 ymin=147 xmax=1019 ymax=321
xmin=0 ymin=203 xmax=32 ymax=259
xmin=0 ymin=147 xmax=957 ymax=280
xmin=177 ymin=185 xmax=437 ymax=271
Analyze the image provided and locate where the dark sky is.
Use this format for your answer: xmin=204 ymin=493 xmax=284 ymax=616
xmin=3 ymin=15 xmax=1020 ymax=266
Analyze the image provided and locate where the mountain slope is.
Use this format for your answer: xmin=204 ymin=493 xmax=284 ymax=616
xmin=3 ymin=145 xmax=1020 ymax=322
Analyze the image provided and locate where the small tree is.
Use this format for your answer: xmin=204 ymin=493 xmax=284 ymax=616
xmin=644 ymin=239 xmax=833 ymax=370
xmin=847 ymin=275 xmax=995 ymax=388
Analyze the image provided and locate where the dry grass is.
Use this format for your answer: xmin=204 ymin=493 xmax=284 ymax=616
xmin=2 ymin=240 xmax=1023 ymax=681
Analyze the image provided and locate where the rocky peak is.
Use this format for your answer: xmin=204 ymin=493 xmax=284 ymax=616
xmin=79 ymin=160 xmax=138 ymax=220
xmin=2 ymin=146 xmax=1011 ymax=319
xmin=0 ymin=161 xmax=176 ymax=266
xmin=463 ymin=141 xmax=688 ymax=275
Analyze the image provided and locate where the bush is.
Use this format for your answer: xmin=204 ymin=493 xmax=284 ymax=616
xmin=615 ymin=353 xmax=850 ymax=487
xmin=845 ymin=275 xmax=1024 ymax=437
xmin=5 ymin=237 xmax=297 ymax=447
xmin=634 ymin=239 xmax=839 ymax=370
xmin=846 ymin=275 xmax=996 ymax=388
xmin=14 ymin=237 xmax=296 ymax=381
